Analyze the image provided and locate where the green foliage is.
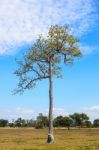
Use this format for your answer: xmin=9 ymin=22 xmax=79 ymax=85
xmin=54 ymin=116 xmax=64 ymax=127
xmin=27 ymin=119 xmax=36 ymax=127
xmin=14 ymin=118 xmax=27 ymax=127
xmin=0 ymin=113 xmax=93 ymax=128
xmin=14 ymin=25 xmax=82 ymax=94
xmin=35 ymin=113 xmax=48 ymax=129
xmin=70 ymin=113 xmax=89 ymax=127
xmin=93 ymin=119 xmax=99 ymax=127
xmin=9 ymin=123 xmax=15 ymax=127
xmin=54 ymin=116 xmax=73 ymax=129
xmin=0 ymin=119 xmax=8 ymax=127
xmin=84 ymin=121 xmax=92 ymax=128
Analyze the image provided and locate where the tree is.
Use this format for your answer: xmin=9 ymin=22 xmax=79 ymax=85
xmin=14 ymin=25 xmax=82 ymax=143
xmin=80 ymin=113 xmax=89 ymax=127
xmin=54 ymin=116 xmax=73 ymax=129
xmin=63 ymin=116 xmax=73 ymax=130
xmin=35 ymin=113 xmax=48 ymax=128
xmin=54 ymin=116 xmax=64 ymax=127
xmin=0 ymin=119 xmax=8 ymax=127
xmin=27 ymin=119 xmax=36 ymax=127
xmin=93 ymin=119 xmax=99 ymax=127
xmin=70 ymin=113 xmax=89 ymax=127
xmin=84 ymin=120 xmax=92 ymax=128
xmin=14 ymin=118 xmax=27 ymax=127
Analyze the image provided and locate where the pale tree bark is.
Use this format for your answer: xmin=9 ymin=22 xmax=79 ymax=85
xmin=47 ymin=60 xmax=54 ymax=143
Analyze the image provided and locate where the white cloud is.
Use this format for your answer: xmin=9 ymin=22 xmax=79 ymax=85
xmin=16 ymin=107 xmax=33 ymax=114
xmin=42 ymin=107 xmax=68 ymax=117
xmin=0 ymin=107 xmax=67 ymax=120
xmin=79 ymin=45 xmax=99 ymax=55
xmin=53 ymin=107 xmax=68 ymax=117
xmin=0 ymin=0 xmax=98 ymax=55
xmin=82 ymin=106 xmax=99 ymax=121
xmin=0 ymin=107 xmax=34 ymax=121
xmin=83 ymin=106 xmax=99 ymax=111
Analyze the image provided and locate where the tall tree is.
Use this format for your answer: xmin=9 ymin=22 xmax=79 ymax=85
xmin=14 ymin=25 xmax=82 ymax=143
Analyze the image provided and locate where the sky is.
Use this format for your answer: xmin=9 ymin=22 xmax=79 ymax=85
xmin=0 ymin=0 xmax=99 ymax=122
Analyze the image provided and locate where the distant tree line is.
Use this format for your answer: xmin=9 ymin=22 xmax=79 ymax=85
xmin=0 ymin=113 xmax=99 ymax=128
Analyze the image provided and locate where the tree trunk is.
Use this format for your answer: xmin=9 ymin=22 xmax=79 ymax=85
xmin=47 ymin=61 xmax=54 ymax=143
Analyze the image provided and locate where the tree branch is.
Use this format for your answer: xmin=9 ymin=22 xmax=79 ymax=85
xmin=24 ymin=75 xmax=49 ymax=89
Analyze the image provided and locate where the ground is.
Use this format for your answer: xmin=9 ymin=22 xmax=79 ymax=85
xmin=0 ymin=128 xmax=99 ymax=150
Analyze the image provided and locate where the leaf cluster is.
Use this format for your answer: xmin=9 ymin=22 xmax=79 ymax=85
xmin=14 ymin=25 xmax=82 ymax=93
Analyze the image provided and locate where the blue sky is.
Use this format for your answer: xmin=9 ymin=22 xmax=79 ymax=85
xmin=0 ymin=0 xmax=99 ymax=121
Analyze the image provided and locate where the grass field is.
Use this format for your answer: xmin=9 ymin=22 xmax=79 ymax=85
xmin=0 ymin=128 xmax=99 ymax=150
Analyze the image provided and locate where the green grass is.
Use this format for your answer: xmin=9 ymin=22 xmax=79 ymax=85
xmin=0 ymin=128 xmax=99 ymax=150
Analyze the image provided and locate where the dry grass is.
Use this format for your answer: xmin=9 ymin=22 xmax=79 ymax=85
xmin=0 ymin=128 xmax=99 ymax=150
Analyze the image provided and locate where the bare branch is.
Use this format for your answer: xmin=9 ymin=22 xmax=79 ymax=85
xmin=24 ymin=75 xmax=49 ymax=90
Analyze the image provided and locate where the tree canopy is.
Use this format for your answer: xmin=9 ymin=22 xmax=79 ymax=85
xmin=14 ymin=25 xmax=82 ymax=94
